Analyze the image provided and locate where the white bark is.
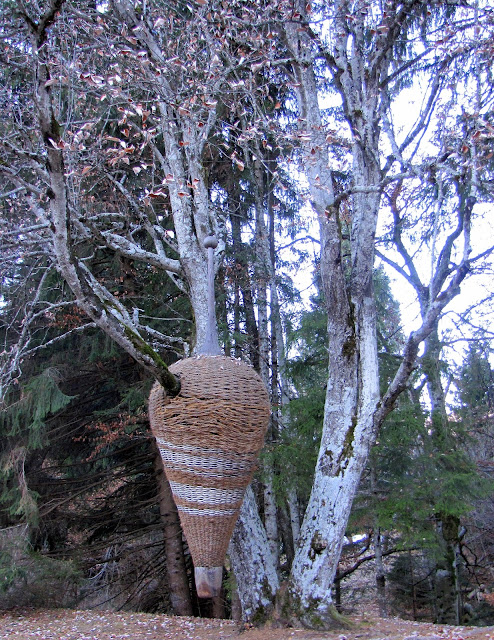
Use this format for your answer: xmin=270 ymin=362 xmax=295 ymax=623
xmin=229 ymin=487 xmax=279 ymax=622
xmin=284 ymin=5 xmax=382 ymax=625
xmin=371 ymin=466 xmax=387 ymax=617
xmin=289 ymin=331 xmax=379 ymax=623
xmin=283 ymin=1 xmax=477 ymax=620
xmin=251 ymin=165 xmax=280 ymax=568
xmin=263 ymin=473 xmax=279 ymax=566
xmin=287 ymin=487 xmax=301 ymax=546
xmin=255 ymin=159 xmax=302 ymax=564
xmin=159 ymin=117 xmax=211 ymax=351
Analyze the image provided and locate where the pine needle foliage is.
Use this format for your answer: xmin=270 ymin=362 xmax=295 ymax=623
xmin=1 ymin=368 xmax=75 ymax=446
xmin=0 ymin=368 xmax=75 ymax=524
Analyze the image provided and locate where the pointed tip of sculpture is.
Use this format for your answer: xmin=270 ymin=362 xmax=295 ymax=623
xmin=195 ymin=566 xmax=223 ymax=598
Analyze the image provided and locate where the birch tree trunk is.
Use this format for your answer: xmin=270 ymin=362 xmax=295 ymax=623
xmin=229 ymin=487 xmax=280 ymax=623
xmin=230 ymin=198 xmax=260 ymax=370
xmin=267 ymin=183 xmax=301 ymax=549
xmin=254 ymin=162 xmax=280 ymax=570
xmin=283 ymin=10 xmax=381 ymax=626
xmin=267 ymin=177 xmax=301 ymax=556
xmin=111 ymin=0 xmax=219 ymax=354
xmin=280 ymin=1 xmax=478 ymax=625
xmin=159 ymin=116 xmax=211 ymax=353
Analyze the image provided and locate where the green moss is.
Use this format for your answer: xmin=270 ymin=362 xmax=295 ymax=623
xmin=336 ymin=416 xmax=357 ymax=471
xmin=251 ymin=603 xmax=268 ymax=625
xmin=279 ymin=586 xmax=292 ymax=621
xmin=347 ymin=300 xmax=356 ymax=327
xmin=307 ymin=613 xmax=324 ymax=628
xmin=124 ymin=327 xmax=163 ymax=366
xmin=300 ymin=602 xmax=354 ymax=630
xmin=123 ymin=327 xmax=180 ymax=395
xmin=284 ymin=591 xmax=354 ymax=630
xmin=248 ymin=576 xmax=276 ymax=626
xmin=342 ymin=303 xmax=357 ymax=359
xmin=327 ymin=605 xmax=354 ymax=629
xmin=342 ymin=334 xmax=357 ymax=358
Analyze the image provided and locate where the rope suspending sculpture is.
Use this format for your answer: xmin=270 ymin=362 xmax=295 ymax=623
xmin=149 ymin=236 xmax=270 ymax=598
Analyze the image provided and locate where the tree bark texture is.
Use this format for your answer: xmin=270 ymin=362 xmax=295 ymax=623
xmin=284 ymin=10 xmax=381 ymax=625
xmin=251 ymin=169 xmax=280 ymax=570
xmin=229 ymin=487 xmax=279 ymax=623
xmin=14 ymin=0 xmax=481 ymax=629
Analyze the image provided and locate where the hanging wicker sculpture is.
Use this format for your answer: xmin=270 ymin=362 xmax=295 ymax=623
xmin=148 ymin=236 xmax=270 ymax=598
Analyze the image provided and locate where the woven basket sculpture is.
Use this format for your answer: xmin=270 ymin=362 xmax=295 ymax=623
xmin=148 ymin=237 xmax=270 ymax=598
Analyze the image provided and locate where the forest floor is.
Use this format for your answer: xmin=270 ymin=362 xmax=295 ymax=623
xmin=0 ymin=608 xmax=493 ymax=640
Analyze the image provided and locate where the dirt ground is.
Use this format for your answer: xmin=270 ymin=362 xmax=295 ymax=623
xmin=0 ymin=609 xmax=493 ymax=640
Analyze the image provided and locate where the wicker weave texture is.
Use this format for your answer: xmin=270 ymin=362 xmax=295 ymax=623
xmin=149 ymin=355 xmax=270 ymax=568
